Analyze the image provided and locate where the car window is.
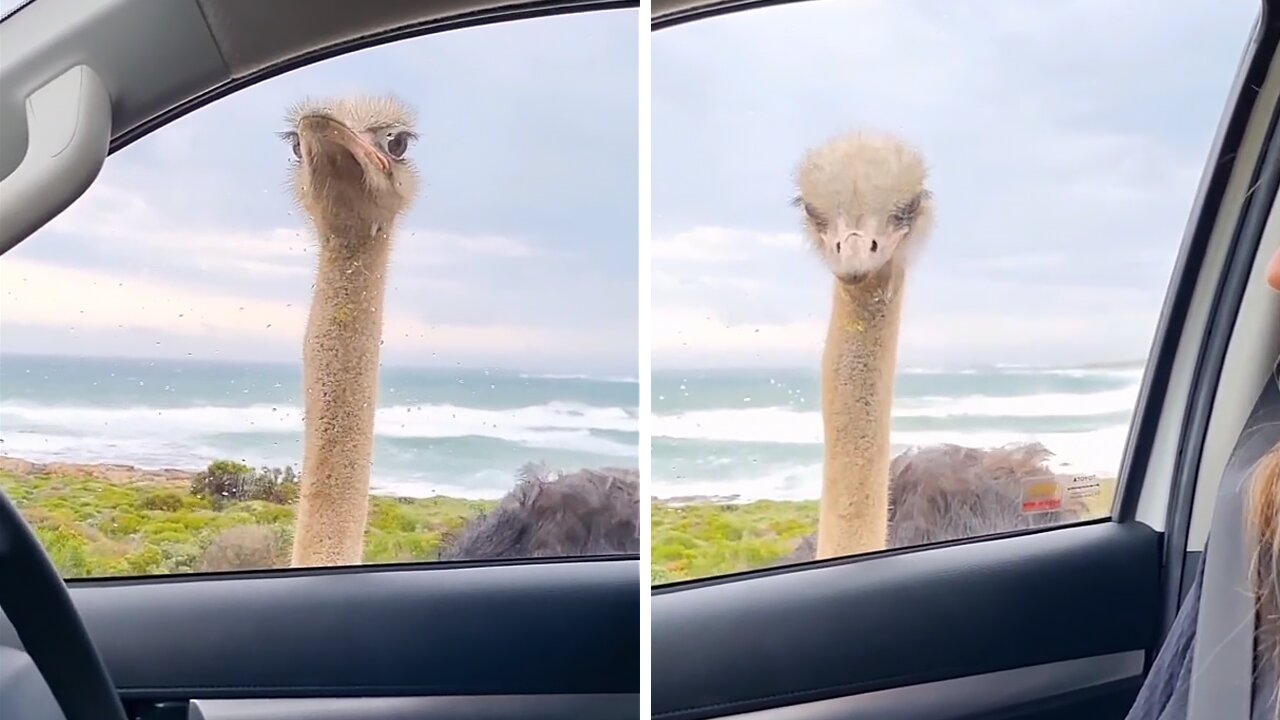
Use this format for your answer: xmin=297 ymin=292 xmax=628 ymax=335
xmin=0 ymin=9 xmax=639 ymax=578
xmin=650 ymin=0 xmax=1259 ymax=584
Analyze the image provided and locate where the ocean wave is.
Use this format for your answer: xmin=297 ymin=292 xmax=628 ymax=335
xmin=0 ymin=435 xmax=231 ymax=472
xmin=0 ymin=437 xmax=542 ymax=501
xmin=654 ymin=407 xmax=819 ymax=444
xmin=369 ymin=471 xmax=520 ymax=500
xmin=651 ymin=425 xmax=1129 ymax=502
xmin=650 ymin=462 xmax=824 ymax=503
xmin=518 ymin=372 xmax=638 ymax=383
xmin=0 ymin=400 xmax=638 ymax=457
xmin=896 ymin=386 xmax=1139 ymax=418
xmin=900 ymin=364 xmax=1145 ymax=381
xmin=652 ymin=383 xmax=1138 ymax=444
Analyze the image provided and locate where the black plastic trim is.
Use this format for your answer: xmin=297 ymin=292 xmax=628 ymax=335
xmin=0 ymin=0 xmax=36 ymax=23
xmin=653 ymin=0 xmax=806 ymax=29
xmin=61 ymin=551 xmax=637 ymax=588
xmin=652 ymin=522 xmax=1159 ymax=720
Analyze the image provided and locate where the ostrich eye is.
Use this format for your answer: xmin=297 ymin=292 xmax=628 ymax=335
xmin=384 ymin=130 xmax=411 ymax=159
xmin=890 ymin=191 xmax=927 ymax=228
xmin=791 ymin=195 xmax=828 ymax=231
xmin=279 ymin=131 xmax=301 ymax=160
xmin=805 ymin=205 xmax=829 ymax=232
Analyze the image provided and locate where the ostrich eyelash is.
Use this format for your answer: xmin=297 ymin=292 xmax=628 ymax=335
xmin=277 ymin=131 xmax=302 ymax=161
xmin=790 ymin=194 xmax=828 ymax=229
xmin=889 ymin=189 xmax=931 ymax=226
xmin=372 ymin=127 xmax=419 ymax=142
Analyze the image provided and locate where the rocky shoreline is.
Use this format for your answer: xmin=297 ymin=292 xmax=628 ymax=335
xmin=0 ymin=456 xmax=785 ymax=508
xmin=0 ymin=455 xmax=197 ymax=488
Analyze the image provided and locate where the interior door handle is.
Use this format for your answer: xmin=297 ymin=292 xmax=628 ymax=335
xmin=0 ymin=63 xmax=112 ymax=256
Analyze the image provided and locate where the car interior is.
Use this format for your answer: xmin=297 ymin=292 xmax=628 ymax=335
xmin=649 ymin=1 xmax=1280 ymax=719
xmin=0 ymin=1 xmax=640 ymax=720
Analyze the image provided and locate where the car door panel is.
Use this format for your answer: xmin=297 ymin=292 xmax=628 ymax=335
xmin=710 ymin=651 xmax=1142 ymax=720
xmin=652 ymin=522 xmax=1157 ymax=720
xmin=0 ymin=557 xmax=640 ymax=718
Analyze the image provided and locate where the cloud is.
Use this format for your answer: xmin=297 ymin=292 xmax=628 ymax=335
xmin=651 ymin=225 xmax=1169 ymax=369
xmin=5 ymin=176 xmax=626 ymax=371
xmin=0 ymin=256 xmax=602 ymax=366
xmin=652 ymin=226 xmax=803 ymax=264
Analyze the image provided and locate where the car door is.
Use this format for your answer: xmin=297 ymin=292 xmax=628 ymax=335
xmin=0 ymin=1 xmax=639 ymax=719
xmin=649 ymin=1 xmax=1280 ymax=718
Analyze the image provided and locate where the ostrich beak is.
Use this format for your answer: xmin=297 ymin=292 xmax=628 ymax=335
xmin=831 ymin=215 xmax=891 ymax=261
xmin=296 ymin=115 xmax=390 ymax=175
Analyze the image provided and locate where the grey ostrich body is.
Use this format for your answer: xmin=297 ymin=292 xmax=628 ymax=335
xmin=780 ymin=442 xmax=1088 ymax=565
xmin=440 ymin=464 xmax=640 ymax=560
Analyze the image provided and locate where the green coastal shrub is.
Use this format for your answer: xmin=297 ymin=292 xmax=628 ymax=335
xmin=196 ymin=525 xmax=288 ymax=572
xmin=190 ymin=461 xmax=299 ymax=507
xmin=1 ymin=463 xmax=496 ymax=578
xmin=34 ymin=525 xmax=94 ymax=578
xmin=138 ymin=490 xmax=186 ymax=512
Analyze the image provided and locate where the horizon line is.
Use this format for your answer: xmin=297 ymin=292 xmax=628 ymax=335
xmin=0 ymin=350 xmax=639 ymax=382
xmin=1 ymin=350 xmax=1146 ymax=375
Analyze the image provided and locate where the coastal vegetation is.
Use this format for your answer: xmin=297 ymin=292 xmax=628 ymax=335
xmin=651 ymin=477 xmax=1117 ymax=584
xmin=1 ymin=455 xmax=1113 ymax=583
xmin=0 ymin=458 xmax=489 ymax=578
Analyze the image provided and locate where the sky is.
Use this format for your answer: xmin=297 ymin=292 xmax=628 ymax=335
xmin=0 ymin=8 xmax=639 ymax=376
xmin=0 ymin=1 xmax=1266 ymax=376
xmin=652 ymin=0 xmax=1262 ymax=370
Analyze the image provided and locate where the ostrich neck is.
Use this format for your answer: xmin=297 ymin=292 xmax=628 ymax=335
xmin=816 ymin=265 xmax=905 ymax=560
xmin=292 ymin=219 xmax=394 ymax=567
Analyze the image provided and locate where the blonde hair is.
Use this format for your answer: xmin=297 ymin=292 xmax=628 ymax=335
xmin=1248 ymin=440 xmax=1280 ymax=717
xmin=1250 ymin=440 xmax=1280 ymax=603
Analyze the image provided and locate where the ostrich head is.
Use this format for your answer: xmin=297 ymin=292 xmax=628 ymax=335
xmin=792 ymin=131 xmax=934 ymax=283
xmin=282 ymin=95 xmax=421 ymax=236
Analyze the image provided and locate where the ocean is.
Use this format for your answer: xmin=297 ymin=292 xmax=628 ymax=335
xmin=0 ymin=354 xmax=1143 ymax=503
xmin=651 ymin=362 xmax=1144 ymax=502
xmin=0 ymin=354 xmax=639 ymax=500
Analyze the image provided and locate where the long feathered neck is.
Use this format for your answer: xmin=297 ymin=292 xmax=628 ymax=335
xmin=816 ymin=263 xmax=905 ymax=559
xmin=291 ymin=213 xmax=395 ymax=567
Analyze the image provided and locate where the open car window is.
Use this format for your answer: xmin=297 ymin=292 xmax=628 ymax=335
xmin=650 ymin=0 xmax=1260 ymax=585
xmin=0 ymin=7 xmax=640 ymax=579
